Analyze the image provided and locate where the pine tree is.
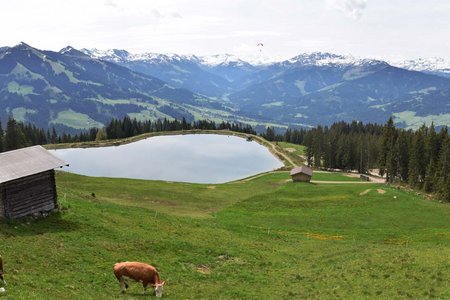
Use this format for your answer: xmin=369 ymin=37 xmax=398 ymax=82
xmin=304 ymin=132 xmax=314 ymax=167
xmin=264 ymin=127 xmax=275 ymax=141
xmin=312 ymin=126 xmax=324 ymax=168
xmin=435 ymin=134 xmax=450 ymax=201
xmin=4 ymin=117 xmax=27 ymax=151
xmin=379 ymin=117 xmax=397 ymax=182
xmin=51 ymin=127 xmax=58 ymax=144
xmin=408 ymin=126 xmax=426 ymax=187
xmin=95 ymin=128 xmax=108 ymax=141
xmin=396 ymin=131 xmax=410 ymax=181
xmin=423 ymin=162 xmax=435 ymax=193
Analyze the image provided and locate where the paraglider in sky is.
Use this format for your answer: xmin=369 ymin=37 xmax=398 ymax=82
xmin=257 ymin=43 xmax=263 ymax=52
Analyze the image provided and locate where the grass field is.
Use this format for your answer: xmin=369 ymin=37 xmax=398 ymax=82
xmin=312 ymin=172 xmax=361 ymax=181
xmin=277 ymin=142 xmax=306 ymax=156
xmin=50 ymin=109 xmax=104 ymax=130
xmin=0 ymin=170 xmax=449 ymax=299
xmin=277 ymin=142 xmax=306 ymax=166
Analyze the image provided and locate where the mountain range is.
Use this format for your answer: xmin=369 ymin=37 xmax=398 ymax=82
xmin=1 ymin=42 xmax=449 ymax=131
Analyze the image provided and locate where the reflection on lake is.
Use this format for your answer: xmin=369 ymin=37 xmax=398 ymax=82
xmin=51 ymin=134 xmax=283 ymax=183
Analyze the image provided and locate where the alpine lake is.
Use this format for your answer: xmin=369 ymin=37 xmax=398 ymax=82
xmin=51 ymin=134 xmax=283 ymax=183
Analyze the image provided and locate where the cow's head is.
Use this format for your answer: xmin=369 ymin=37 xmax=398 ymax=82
xmin=153 ymin=281 xmax=165 ymax=298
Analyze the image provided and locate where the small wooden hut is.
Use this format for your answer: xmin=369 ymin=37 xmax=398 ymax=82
xmin=0 ymin=145 xmax=68 ymax=219
xmin=360 ymin=174 xmax=370 ymax=181
xmin=290 ymin=165 xmax=313 ymax=182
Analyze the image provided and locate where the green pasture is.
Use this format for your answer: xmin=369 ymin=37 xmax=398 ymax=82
xmin=276 ymin=142 xmax=306 ymax=166
xmin=0 ymin=170 xmax=449 ymax=299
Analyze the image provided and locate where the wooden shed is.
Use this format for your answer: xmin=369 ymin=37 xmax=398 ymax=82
xmin=290 ymin=166 xmax=313 ymax=182
xmin=0 ymin=145 xmax=68 ymax=219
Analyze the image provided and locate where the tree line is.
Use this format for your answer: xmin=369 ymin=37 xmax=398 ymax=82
xmin=378 ymin=118 xmax=449 ymax=201
xmin=0 ymin=116 xmax=255 ymax=152
xmin=270 ymin=119 xmax=448 ymax=201
xmin=1 ymin=116 xmax=448 ymax=201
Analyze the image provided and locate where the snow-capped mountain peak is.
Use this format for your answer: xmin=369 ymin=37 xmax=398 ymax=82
xmin=81 ymin=48 xmax=202 ymax=64
xmin=199 ymin=54 xmax=250 ymax=67
xmin=81 ymin=48 xmax=131 ymax=62
xmin=389 ymin=57 xmax=450 ymax=74
xmin=60 ymin=46 xmax=75 ymax=54
xmin=284 ymin=52 xmax=387 ymax=68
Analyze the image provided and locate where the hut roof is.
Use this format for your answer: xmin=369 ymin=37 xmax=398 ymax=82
xmin=290 ymin=166 xmax=313 ymax=177
xmin=0 ymin=145 xmax=68 ymax=184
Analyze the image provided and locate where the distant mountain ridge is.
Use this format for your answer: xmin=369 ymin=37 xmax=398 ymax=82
xmin=0 ymin=42 xmax=254 ymax=132
xmin=80 ymin=48 xmax=450 ymax=129
xmin=389 ymin=57 xmax=450 ymax=78
xmin=1 ymin=43 xmax=449 ymax=131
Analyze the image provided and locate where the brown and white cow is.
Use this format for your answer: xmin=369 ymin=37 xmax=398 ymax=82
xmin=0 ymin=255 xmax=6 ymax=286
xmin=113 ymin=261 xmax=165 ymax=297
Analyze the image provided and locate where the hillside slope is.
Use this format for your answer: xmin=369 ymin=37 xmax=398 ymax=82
xmin=0 ymin=43 xmax=242 ymax=131
xmin=0 ymin=171 xmax=448 ymax=299
xmin=83 ymin=49 xmax=450 ymax=128
xmin=2 ymin=44 xmax=449 ymax=130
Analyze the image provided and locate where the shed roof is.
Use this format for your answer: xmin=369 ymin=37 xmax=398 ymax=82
xmin=0 ymin=145 xmax=68 ymax=184
xmin=290 ymin=165 xmax=313 ymax=177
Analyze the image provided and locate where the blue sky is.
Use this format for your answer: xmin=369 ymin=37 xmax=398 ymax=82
xmin=1 ymin=0 xmax=449 ymax=60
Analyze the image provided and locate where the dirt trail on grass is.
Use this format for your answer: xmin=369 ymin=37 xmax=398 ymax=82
xmin=360 ymin=189 xmax=371 ymax=195
xmin=314 ymin=171 xmax=385 ymax=184
xmin=311 ymin=180 xmax=379 ymax=184
xmin=235 ymin=171 xmax=288 ymax=183
xmin=251 ymin=136 xmax=297 ymax=167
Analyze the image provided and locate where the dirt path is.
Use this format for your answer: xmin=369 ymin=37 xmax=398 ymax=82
xmin=314 ymin=171 xmax=385 ymax=183
xmin=360 ymin=189 xmax=371 ymax=195
xmin=235 ymin=171 xmax=288 ymax=183
xmin=311 ymin=180 xmax=380 ymax=184
xmin=251 ymin=136 xmax=297 ymax=167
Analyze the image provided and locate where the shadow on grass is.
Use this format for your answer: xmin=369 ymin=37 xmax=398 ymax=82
xmin=0 ymin=212 xmax=81 ymax=237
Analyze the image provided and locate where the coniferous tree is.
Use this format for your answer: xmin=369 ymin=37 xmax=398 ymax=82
xmin=304 ymin=132 xmax=314 ymax=167
xmin=396 ymin=130 xmax=410 ymax=181
xmin=312 ymin=126 xmax=324 ymax=168
xmin=4 ymin=117 xmax=27 ymax=151
xmin=408 ymin=126 xmax=427 ymax=187
xmin=435 ymin=133 xmax=450 ymax=201
xmin=95 ymin=128 xmax=108 ymax=141
xmin=263 ymin=126 xmax=276 ymax=141
xmin=379 ymin=117 xmax=397 ymax=181
xmin=51 ymin=127 xmax=58 ymax=144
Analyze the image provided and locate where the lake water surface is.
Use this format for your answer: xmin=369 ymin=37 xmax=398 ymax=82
xmin=51 ymin=134 xmax=283 ymax=183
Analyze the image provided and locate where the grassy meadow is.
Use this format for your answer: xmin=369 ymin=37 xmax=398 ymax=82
xmin=276 ymin=142 xmax=306 ymax=166
xmin=0 ymin=170 xmax=449 ymax=299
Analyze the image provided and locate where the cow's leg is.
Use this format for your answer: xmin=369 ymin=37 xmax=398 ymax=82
xmin=118 ymin=276 xmax=127 ymax=293
xmin=142 ymin=281 xmax=148 ymax=294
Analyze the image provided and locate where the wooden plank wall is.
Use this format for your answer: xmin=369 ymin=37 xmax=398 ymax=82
xmin=3 ymin=170 xmax=57 ymax=219
xmin=292 ymin=173 xmax=311 ymax=182
xmin=0 ymin=185 xmax=5 ymax=218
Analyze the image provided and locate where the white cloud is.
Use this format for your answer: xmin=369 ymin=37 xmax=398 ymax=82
xmin=151 ymin=8 xmax=182 ymax=19
xmin=328 ymin=0 xmax=368 ymax=20
xmin=104 ymin=0 xmax=117 ymax=8
xmin=1 ymin=0 xmax=450 ymax=60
